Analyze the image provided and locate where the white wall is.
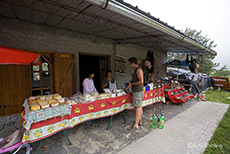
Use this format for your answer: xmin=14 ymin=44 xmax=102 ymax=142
xmin=0 ymin=18 xmax=167 ymax=92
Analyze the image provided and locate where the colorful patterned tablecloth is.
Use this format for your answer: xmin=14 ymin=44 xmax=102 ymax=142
xmin=23 ymin=100 xmax=72 ymax=130
xmin=21 ymin=88 xmax=165 ymax=143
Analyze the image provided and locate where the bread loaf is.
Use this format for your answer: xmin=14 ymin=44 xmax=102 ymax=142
xmin=41 ymin=103 xmax=49 ymax=109
xmin=29 ymin=96 xmax=36 ymax=100
xmin=51 ymin=102 xmax=59 ymax=107
xmin=48 ymin=99 xmax=57 ymax=104
xmin=59 ymin=101 xmax=66 ymax=105
xmin=29 ymin=99 xmax=37 ymax=104
xmin=30 ymin=104 xmax=41 ymax=111
xmin=39 ymin=101 xmax=48 ymax=106
xmin=36 ymin=99 xmax=44 ymax=103
xmin=53 ymin=94 xmax=61 ymax=99
xmin=45 ymin=95 xmax=53 ymax=100
xmin=40 ymin=96 xmax=46 ymax=100
xmin=57 ymin=98 xmax=65 ymax=103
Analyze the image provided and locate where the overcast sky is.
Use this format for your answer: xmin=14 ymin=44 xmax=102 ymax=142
xmin=126 ymin=0 xmax=230 ymax=70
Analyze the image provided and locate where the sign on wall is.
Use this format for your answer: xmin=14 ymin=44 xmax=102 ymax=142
xmin=115 ymin=54 xmax=127 ymax=76
xmin=211 ymin=76 xmax=230 ymax=90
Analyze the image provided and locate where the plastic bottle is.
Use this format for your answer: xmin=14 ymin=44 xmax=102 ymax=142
xmin=149 ymin=112 xmax=153 ymax=124
xmin=159 ymin=113 xmax=164 ymax=129
xmin=152 ymin=114 xmax=158 ymax=129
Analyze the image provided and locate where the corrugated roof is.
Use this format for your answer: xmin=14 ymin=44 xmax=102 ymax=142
xmin=0 ymin=0 xmax=216 ymax=55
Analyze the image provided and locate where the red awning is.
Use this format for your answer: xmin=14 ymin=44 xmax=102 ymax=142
xmin=0 ymin=45 xmax=40 ymax=65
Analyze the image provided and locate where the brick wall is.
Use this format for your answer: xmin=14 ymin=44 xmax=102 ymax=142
xmin=0 ymin=18 xmax=167 ymax=92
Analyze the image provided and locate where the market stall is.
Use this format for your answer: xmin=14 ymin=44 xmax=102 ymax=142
xmin=21 ymin=87 xmax=165 ymax=144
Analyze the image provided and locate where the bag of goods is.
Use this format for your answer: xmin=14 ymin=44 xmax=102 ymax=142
xmin=77 ymin=95 xmax=84 ymax=99
xmin=84 ymin=93 xmax=92 ymax=100
xmin=70 ymin=100 xmax=78 ymax=105
xmin=105 ymin=92 xmax=111 ymax=98
xmin=116 ymin=92 xmax=123 ymax=97
xmin=90 ymin=91 xmax=99 ymax=97
xmin=123 ymin=88 xmax=131 ymax=94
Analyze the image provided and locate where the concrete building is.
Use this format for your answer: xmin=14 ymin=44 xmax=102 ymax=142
xmin=0 ymin=0 xmax=216 ymax=116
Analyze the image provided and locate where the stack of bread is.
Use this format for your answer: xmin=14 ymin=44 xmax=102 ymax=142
xmin=28 ymin=94 xmax=65 ymax=111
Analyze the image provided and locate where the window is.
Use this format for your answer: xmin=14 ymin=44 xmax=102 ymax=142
xmin=31 ymin=54 xmax=53 ymax=96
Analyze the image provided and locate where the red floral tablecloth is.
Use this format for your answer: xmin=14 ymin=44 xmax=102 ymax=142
xmin=21 ymin=88 xmax=165 ymax=143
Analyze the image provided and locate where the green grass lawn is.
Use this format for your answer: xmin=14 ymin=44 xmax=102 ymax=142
xmin=203 ymin=90 xmax=230 ymax=154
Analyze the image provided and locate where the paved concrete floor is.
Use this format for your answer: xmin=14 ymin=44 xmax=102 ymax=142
xmin=1 ymin=99 xmax=228 ymax=154
xmin=118 ymin=101 xmax=229 ymax=154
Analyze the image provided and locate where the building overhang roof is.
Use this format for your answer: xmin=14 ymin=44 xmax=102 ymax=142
xmin=0 ymin=0 xmax=217 ymax=55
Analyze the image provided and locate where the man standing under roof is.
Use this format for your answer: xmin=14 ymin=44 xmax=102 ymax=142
xmin=127 ymin=57 xmax=144 ymax=130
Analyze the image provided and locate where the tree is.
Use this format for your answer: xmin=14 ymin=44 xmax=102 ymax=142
xmin=184 ymin=28 xmax=217 ymax=48
xmin=167 ymin=28 xmax=219 ymax=75
xmin=212 ymin=65 xmax=230 ymax=77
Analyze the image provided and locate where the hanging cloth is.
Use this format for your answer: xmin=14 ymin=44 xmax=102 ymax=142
xmin=0 ymin=45 xmax=40 ymax=65
xmin=185 ymin=54 xmax=190 ymax=64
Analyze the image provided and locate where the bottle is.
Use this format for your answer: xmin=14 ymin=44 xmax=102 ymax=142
xmin=159 ymin=113 xmax=164 ymax=129
xmin=150 ymin=117 xmax=152 ymax=124
xmin=149 ymin=112 xmax=153 ymax=124
xmin=152 ymin=114 xmax=158 ymax=129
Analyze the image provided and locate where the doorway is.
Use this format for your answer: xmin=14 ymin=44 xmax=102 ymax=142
xmin=79 ymin=54 xmax=110 ymax=93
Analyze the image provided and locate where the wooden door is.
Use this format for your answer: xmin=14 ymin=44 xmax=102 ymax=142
xmin=54 ymin=53 xmax=76 ymax=97
xmin=0 ymin=65 xmax=31 ymax=117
